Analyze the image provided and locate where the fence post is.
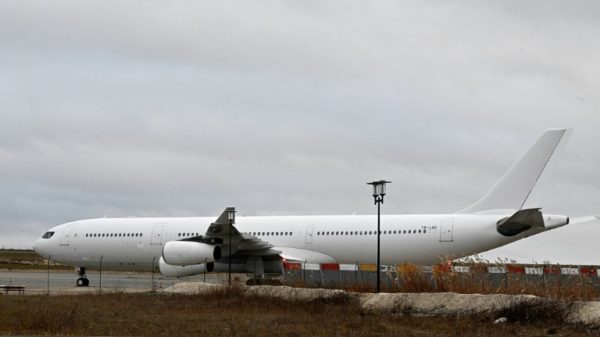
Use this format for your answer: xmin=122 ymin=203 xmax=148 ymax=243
xmin=358 ymin=261 xmax=363 ymax=285
xmin=47 ymin=255 xmax=51 ymax=296
xmin=319 ymin=265 xmax=324 ymax=288
xmin=302 ymin=260 xmax=306 ymax=284
xmin=151 ymin=256 xmax=156 ymax=291
xmin=99 ymin=256 xmax=103 ymax=295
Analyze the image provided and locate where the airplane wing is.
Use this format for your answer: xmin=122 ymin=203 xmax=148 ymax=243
xmin=184 ymin=207 xmax=281 ymax=258
xmin=177 ymin=208 xmax=336 ymax=276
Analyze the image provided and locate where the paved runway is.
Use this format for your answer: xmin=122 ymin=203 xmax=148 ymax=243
xmin=0 ymin=270 xmax=240 ymax=295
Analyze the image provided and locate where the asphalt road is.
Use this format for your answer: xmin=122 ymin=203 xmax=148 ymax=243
xmin=0 ymin=270 xmax=239 ymax=295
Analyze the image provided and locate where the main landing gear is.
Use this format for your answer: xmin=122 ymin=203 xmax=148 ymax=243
xmin=76 ymin=266 xmax=90 ymax=287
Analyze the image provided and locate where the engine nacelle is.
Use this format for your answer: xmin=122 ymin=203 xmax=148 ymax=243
xmin=159 ymin=257 xmax=214 ymax=278
xmin=162 ymin=241 xmax=221 ymax=266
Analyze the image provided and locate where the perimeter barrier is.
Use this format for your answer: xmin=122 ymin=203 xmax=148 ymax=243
xmin=281 ymin=261 xmax=600 ymax=295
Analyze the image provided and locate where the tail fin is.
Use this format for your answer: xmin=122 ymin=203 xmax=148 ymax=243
xmin=460 ymin=128 xmax=572 ymax=214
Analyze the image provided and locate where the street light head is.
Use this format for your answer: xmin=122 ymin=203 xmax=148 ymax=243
xmin=367 ymin=180 xmax=391 ymax=203
xmin=227 ymin=208 xmax=236 ymax=222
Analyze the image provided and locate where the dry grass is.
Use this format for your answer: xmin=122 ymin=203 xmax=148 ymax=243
xmin=1 ymin=290 xmax=598 ymax=337
xmin=0 ymin=249 xmax=70 ymax=271
xmin=407 ymin=263 xmax=600 ymax=301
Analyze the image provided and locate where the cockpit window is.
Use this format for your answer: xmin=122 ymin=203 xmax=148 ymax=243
xmin=42 ymin=231 xmax=55 ymax=239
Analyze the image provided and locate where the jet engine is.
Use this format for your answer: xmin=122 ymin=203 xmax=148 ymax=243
xmin=159 ymin=257 xmax=214 ymax=278
xmin=162 ymin=241 xmax=221 ymax=266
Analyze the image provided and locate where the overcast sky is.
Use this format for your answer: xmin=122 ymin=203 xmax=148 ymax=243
xmin=1 ymin=1 xmax=599 ymax=262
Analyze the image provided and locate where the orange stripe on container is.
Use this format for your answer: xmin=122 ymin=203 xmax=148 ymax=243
xmin=580 ymin=267 xmax=597 ymax=276
xmin=433 ymin=263 xmax=452 ymax=273
xmin=283 ymin=262 xmax=301 ymax=270
xmin=358 ymin=263 xmax=377 ymax=272
xmin=321 ymin=263 xmax=340 ymax=271
xmin=507 ymin=265 xmax=525 ymax=273
xmin=543 ymin=266 xmax=561 ymax=274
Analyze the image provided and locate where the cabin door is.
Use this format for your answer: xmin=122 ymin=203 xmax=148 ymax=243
xmin=150 ymin=224 xmax=165 ymax=246
xmin=60 ymin=224 xmax=73 ymax=246
xmin=305 ymin=225 xmax=314 ymax=244
xmin=439 ymin=218 xmax=454 ymax=242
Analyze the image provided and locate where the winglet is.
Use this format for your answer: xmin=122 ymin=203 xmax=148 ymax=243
xmin=460 ymin=128 xmax=572 ymax=214
xmin=205 ymin=207 xmax=237 ymax=240
xmin=214 ymin=207 xmax=236 ymax=225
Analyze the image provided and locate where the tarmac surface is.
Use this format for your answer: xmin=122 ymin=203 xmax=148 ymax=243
xmin=0 ymin=269 xmax=238 ymax=295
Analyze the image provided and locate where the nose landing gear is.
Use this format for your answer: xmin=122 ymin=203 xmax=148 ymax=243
xmin=76 ymin=267 xmax=90 ymax=287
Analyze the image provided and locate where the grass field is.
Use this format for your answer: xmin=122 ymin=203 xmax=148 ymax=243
xmin=0 ymin=249 xmax=70 ymax=271
xmin=1 ymin=290 xmax=599 ymax=336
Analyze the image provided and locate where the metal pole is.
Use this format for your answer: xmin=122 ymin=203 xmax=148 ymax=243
xmin=151 ymin=256 xmax=156 ymax=291
xmin=229 ymin=219 xmax=232 ymax=286
xmin=47 ymin=255 xmax=51 ymax=296
xmin=99 ymin=256 xmax=103 ymax=295
xmin=377 ymin=199 xmax=381 ymax=293
xmin=203 ymin=258 xmax=207 ymax=283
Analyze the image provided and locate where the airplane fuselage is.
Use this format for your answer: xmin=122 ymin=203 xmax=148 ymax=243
xmin=34 ymin=213 xmax=541 ymax=271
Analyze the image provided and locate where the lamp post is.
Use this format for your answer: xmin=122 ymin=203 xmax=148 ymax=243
xmin=367 ymin=180 xmax=391 ymax=293
xmin=227 ymin=208 xmax=236 ymax=286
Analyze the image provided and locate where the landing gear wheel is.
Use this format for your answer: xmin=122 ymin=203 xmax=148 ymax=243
xmin=76 ymin=267 xmax=89 ymax=287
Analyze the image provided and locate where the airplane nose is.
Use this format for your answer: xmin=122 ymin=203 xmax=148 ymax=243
xmin=32 ymin=239 xmax=46 ymax=257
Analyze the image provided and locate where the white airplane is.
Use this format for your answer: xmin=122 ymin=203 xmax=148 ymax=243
xmin=34 ymin=129 xmax=576 ymax=286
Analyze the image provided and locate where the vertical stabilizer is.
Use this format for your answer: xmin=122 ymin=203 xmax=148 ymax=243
xmin=460 ymin=128 xmax=571 ymax=214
